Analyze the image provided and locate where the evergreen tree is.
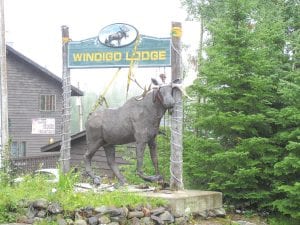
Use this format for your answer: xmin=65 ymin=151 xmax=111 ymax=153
xmin=271 ymin=0 xmax=300 ymax=221
xmin=182 ymin=0 xmax=300 ymax=221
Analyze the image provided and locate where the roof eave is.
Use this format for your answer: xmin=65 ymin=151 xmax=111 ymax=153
xmin=6 ymin=45 xmax=84 ymax=96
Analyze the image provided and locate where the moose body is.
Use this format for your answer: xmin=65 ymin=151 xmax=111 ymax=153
xmin=105 ymin=27 xmax=128 ymax=47
xmin=84 ymin=79 xmax=178 ymax=185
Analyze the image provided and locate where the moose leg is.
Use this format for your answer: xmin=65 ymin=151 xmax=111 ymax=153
xmin=136 ymin=142 xmax=146 ymax=177
xmin=148 ymin=138 xmax=163 ymax=182
xmin=104 ymin=145 xmax=126 ymax=185
xmin=148 ymin=138 xmax=159 ymax=175
xmin=84 ymin=139 xmax=102 ymax=185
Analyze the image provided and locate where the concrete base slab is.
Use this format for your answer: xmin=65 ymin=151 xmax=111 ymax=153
xmin=139 ymin=190 xmax=223 ymax=217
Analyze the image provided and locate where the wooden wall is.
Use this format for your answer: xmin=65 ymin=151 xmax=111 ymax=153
xmin=7 ymin=52 xmax=62 ymax=156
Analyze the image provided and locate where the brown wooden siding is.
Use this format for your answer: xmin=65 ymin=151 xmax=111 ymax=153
xmin=7 ymin=53 xmax=62 ymax=156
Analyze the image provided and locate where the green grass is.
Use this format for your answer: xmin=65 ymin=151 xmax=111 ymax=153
xmin=0 ymin=169 xmax=166 ymax=223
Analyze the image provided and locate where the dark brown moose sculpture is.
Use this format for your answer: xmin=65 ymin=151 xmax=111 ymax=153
xmin=84 ymin=78 xmax=181 ymax=185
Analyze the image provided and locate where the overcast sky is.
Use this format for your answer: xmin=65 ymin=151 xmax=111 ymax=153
xmin=4 ymin=0 xmax=199 ymax=94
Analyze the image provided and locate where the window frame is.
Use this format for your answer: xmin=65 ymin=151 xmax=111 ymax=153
xmin=11 ymin=141 xmax=26 ymax=158
xmin=40 ymin=94 xmax=56 ymax=111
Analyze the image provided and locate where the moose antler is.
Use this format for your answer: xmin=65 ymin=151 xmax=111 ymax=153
xmin=172 ymin=82 xmax=193 ymax=100
xmin=135 ymin=84 xmax=152 ymax=101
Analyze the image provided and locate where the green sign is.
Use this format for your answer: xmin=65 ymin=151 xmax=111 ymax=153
xmin=68 ymin=35 xmax=171 ymax=68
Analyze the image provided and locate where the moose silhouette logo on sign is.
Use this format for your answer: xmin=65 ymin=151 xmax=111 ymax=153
xmin=99 ymin=23 xmax=138 ymax=48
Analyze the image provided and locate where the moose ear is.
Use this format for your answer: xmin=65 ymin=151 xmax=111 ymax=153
xmin=151 ymin=78 xmax=159 ymax=86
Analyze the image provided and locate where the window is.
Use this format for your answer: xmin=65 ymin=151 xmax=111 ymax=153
xmin=40 ymin=95 xmax=56 ymax=111
xmin=11 ymin=141 xmax=26 ymax=158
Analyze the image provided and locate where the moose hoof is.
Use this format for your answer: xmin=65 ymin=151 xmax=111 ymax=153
xmin=152 ymin=175 xmax=164 ymax=182
xmin=93 ymin=176 xmax=101 ymax=186
xmin=140 ymin=174 xmax=164 ymax=183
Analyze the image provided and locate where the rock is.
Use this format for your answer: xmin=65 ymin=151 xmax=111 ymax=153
xmin=107 ymin=222 xmax=120 ymax=225
xmin=142 ymin=207 xmax=151 ymax=217
xmin=144 ymin=203 xmax=152 ymax=211
xmin=32 ymin=198 xmax=49 ymax=210
xmin=37 ymin=209 xmax=47 ymax=218
xmin=150 ymin=207 xmax=165 ymax=216
xmin=27 ymin=218 xmax=35 ymax=224
xmin=128 ymin=211 xmax=145 ymax=219
xmin=99 ymin=215 xmax=111 ymax=224
xmin=75 ymin=211 xmax=84 ymax=220
xmin=34 ymin=217 xmax=45 ymax=223
xmin=27 ymin=205 xmax=38 ymax=219
xmin=207 ymin=210 xmax=216 ymax=217
xmin=65 ymin=218 xmax=75 ymax=225
xmin=140 ymin=217 xmax=154 ymax=225
xmin=16 ymin=215 xmax=29 ymax=223
xmin=134 ymin=204 xmax=144 ymax=211
xmin=110 ymin=216 xmax=126 ymax=225
xmin=119 ymin=207 xmax=129 ymax=217
xmin=109 ymin=208 xmax=124 ymax=217
xmin=88 ymin=216 xmax=99 ymax=225
xmin=81 ymin=206 xmax=94 ymax=217
xmin=150 ymin=215 xmax=163 ymax=225
xmin=236 ymin=209 xmax=243 ymax=214
xmin=75 ymin=219 xmax=88 ymax=225
xmin=128 ymin=217 xmax=141 ymax=225
xmin=57 ymin=218 xmax=68 ymax=225
xmin=95 ymin=206 xmax=109 ymax=214
xmin=214 ymin=208 xmax=226 ymax=217
xmin=159 ymin=211 xmax=174 ymax=223
xmin=48 ymin=202 xmax=63 ymax=214
xmin=96 ymin=206 xmax=121 ymax=217
xmin=175 ymin=217 xmax=188 ymax=225
xmin=198 ymin=210 xmax=208 ymax=218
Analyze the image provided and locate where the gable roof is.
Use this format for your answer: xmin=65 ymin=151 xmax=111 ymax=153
xmin=41 ymin=130 xmax=86 ymax=152
xmin=6 ymin=45 xmax=83 ymax=96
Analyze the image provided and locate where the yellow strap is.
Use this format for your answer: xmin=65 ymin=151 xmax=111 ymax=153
xmin=91 ymin=68 xmax=121 ymax=112
xmin=102 ymin=67 xmax=121 ymax=97
xmin=126 ymin=35 xmax=140 ymax=99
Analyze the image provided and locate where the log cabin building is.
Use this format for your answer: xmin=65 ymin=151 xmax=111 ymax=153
xmin=7 ymin=45 xmax=127 ymax=176
xmin=6 ymin=45 xmax=83 ymax=158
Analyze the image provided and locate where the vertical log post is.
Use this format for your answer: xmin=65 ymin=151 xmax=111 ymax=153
xmin=0 ymin=0 xmax=8 ymax=168
xmin=170 ymin=22 xmax=184 ymax=190
xmin=60 ymin=25 xmax=71 ymax=173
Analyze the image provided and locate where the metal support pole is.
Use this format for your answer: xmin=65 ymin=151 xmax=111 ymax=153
xmin=0 ymin=0 xmax=8 ymax=168
xmin=60 ymin=25 xmax=71 ymax=173
xmin=170 ymin=22 xmax=184 ymax=190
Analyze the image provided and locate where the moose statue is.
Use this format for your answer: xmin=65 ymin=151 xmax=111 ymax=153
xmin=84 ymin=78 xmax=182 ymax=185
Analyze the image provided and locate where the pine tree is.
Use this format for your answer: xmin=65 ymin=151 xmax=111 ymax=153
xmin=182 ymin=0 xmax=300 ymax=221
xmin=271 ymin=0 xmax=300 ymax=221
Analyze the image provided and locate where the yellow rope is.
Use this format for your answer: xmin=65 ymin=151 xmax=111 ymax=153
xmin=91 ymin=67 xmax=121 ymax=112
xmin=126 ymin=35 xmax=140 ymax=99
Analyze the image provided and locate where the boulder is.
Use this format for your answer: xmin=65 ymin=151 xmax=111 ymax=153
xmin=32 ymin=199 xmax=49 ymax=210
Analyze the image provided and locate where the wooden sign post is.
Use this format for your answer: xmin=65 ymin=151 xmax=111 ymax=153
xmin=170 ymin=22 xmax=184 ymax=190
xmin=0 ymin=0 xmax=8 ymax=169
xmin=60 ymin=25 xmax=71 ymax=173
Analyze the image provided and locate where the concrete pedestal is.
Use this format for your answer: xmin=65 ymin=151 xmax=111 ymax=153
xmin=140 ymin=190 xmax=223 ymax=217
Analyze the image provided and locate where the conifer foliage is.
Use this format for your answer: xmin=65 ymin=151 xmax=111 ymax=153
xmin=182 ymin=0 xmax=300 ymax=222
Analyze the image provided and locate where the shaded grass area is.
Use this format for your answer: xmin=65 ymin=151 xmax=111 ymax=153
xmin=0 ymin=169 xmax=166 ymax=223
